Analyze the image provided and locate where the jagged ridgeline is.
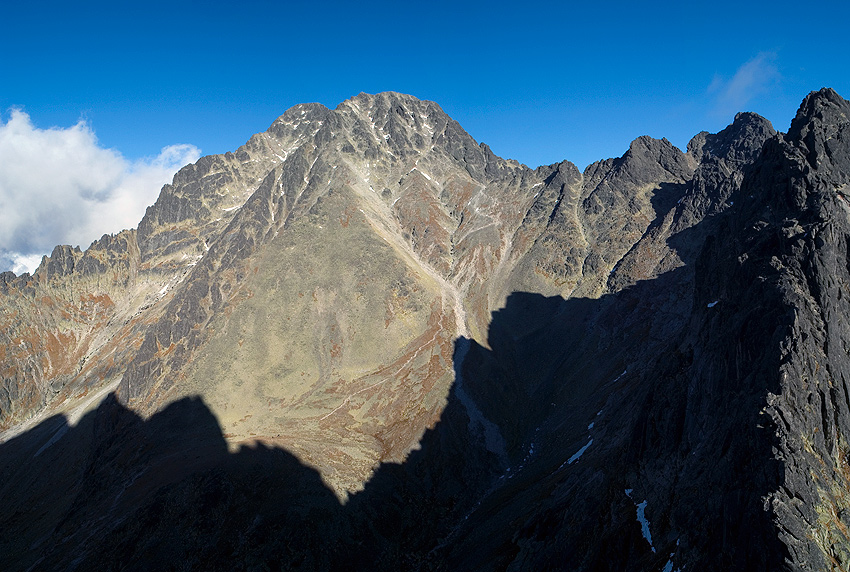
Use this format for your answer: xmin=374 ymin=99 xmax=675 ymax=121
xmin=1 ymin=89 xmax=850 ymax=570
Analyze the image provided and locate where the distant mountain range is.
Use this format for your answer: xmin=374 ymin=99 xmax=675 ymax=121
xmin=2 ymin=88 xmax=850 ymax=570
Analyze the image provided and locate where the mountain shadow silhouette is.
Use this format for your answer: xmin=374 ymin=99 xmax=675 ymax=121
xmin=0 ymin=265 xmax=787 ymax=571
xmin=0 ymin=157 xmax=794 ymax=571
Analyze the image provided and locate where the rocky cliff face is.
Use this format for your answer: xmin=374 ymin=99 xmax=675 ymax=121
xmin=2 ymin=89 xmax=850 ymax=570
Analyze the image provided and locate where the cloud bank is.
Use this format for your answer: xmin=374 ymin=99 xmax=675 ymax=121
xmin=0 ymin=110 xmax=200 ymax=274
xmin=708 ymin=52 xmax=780 ymax=116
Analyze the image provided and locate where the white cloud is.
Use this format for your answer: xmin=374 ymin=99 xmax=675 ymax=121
xmin=7 ymin=253 xmax=45 ymax=275
xmin=0 ymin=110 xmax=200 ymax=274
xmin=709 ymin=52 xmax=780 ymax=116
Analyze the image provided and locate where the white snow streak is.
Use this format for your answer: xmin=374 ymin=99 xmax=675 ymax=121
xmin=567 ymin=438 xmax=593 ymax=464
xmin=636 ymin=500 xmax=655 ymax=552
xmin=625 ymin=489 xmax=656 ymax=553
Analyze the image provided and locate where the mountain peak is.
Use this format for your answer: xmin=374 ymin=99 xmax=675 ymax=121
xmin=784 ymin=87 xmax=850 ymax=178
xmin=688 ymin=110 xmax=776 ymax=165
xmin=787 ymin=87 xmax=850 ymax=140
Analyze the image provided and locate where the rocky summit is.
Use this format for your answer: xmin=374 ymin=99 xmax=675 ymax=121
xmin=2 ymin=88 xmax=850 ymax=570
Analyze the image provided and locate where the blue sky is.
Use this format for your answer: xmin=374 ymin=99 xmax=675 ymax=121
xmin=1 ymin=0 xmax=849 ymax=271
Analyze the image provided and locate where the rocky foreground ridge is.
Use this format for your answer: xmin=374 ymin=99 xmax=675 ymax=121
xmin=2 ymin=89 xmax=850 ymax=570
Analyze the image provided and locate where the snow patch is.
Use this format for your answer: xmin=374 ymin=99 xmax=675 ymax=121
xmin=568 ymin=438 xmax=593 ymax=464
xmin=408 ymin=166 xmax=433 ymax=181
xmin=625 ymin=489 xmax=656 ymax=553
xmin=636 ymin=501 xmax=655 ymax=552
